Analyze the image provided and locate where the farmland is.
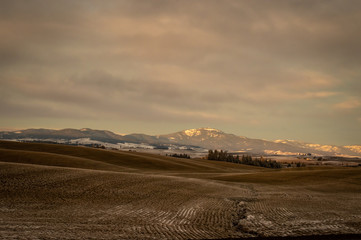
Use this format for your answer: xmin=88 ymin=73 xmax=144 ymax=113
xmin=0 ymin=141 xmax=361 ymax=239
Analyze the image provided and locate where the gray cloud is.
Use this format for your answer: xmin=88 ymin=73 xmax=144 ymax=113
xmin=0 ymin=0 xmax=360 ymax=145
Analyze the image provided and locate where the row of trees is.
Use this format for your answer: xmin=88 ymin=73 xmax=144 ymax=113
xmin=285 ymin=162 xmax=306 ymax=167
xmin=167 ymin=153 xmax=191 ymax=159
xmin=207 ymin=150 xmax=282 ymax=169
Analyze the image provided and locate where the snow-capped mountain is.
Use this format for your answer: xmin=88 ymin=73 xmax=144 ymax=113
xmin=0 ymin=127 xmax=360 ymax=157
xmin=161 ymin=128 xmax=246 ymax=150
xmin=272 ymin=139 xmax=361 ymax=157
xmin=161 ymin=128 xmax=360 ymax=156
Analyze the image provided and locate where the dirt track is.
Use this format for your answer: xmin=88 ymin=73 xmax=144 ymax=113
xmin=1 ymin=141 xmax=361 ymax=239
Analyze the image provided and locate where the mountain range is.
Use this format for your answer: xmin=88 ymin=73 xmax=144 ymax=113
xmin=1 ymin=127 xmax=360 ymax=157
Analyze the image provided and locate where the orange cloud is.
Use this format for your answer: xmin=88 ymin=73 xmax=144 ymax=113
xmin=334 ymin=99 xmax=361 ymax=110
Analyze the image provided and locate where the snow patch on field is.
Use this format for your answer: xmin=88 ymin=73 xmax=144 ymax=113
xmin=118 ymin=142 xmax=154 ymax=149
xmin=264 ymin=150 xmax=299 ymax=155
xmin=70 ymin=138 xmax=121 ymax=149
xmin=9 ymin=138 xmax=69 ymax=144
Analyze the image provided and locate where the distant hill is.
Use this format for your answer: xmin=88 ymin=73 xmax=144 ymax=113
xmin=161 ymin=128 xmax=299 ymax=153
xmin=1 ymin=127 xmax=360 ymax=157
xmin=0 ymin=128 xmax=169 ymax=145
xmin=161 ymin=128 xmax=361 ymax=157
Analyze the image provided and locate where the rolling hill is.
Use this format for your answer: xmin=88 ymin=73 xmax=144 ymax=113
xmin=1 ymin=140 xmax=361 ymax=239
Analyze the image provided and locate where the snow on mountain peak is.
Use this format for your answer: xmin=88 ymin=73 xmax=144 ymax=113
xmin=344 ymin=145 xmax=361 ymax=154
xmin=184 ymin=129 xmax=201 ymax=137
xmin=183 ymin=128 xmax=223 ymax=137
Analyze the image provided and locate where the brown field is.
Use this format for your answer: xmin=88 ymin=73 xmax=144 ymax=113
xmin=1 ymin=141 xmax=361 ymax=239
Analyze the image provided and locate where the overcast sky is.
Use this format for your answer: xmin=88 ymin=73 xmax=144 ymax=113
xmin=1 ymin=0 xmax=360 ymax=145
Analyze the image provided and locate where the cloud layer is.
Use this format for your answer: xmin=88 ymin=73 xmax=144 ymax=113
xmin=1 ymin=0 xmax=360 ymax=145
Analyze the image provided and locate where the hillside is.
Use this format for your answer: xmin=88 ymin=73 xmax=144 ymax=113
xmin=1 ymin=140 xmax=361 ymax=239
xmin=0 ymin=141 xmax=259 ymax=173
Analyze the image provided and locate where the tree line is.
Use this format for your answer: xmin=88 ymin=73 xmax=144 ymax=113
xmin=207 ymin=149 xmax=282 ymax=169
xmin=167 ymin=153 xmax=191 ymax=159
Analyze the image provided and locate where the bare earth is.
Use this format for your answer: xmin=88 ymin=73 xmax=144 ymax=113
xmin=0 ymin=141 xmax=361 ymax=239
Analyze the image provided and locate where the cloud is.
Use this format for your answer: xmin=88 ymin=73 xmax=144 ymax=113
xmin=1 ymin=0 xmax=361 ymax=144
xmin=334 ymin=99 xmax=361 ymax=110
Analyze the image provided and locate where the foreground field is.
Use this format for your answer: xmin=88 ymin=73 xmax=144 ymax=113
xmin=1 ymin=141 xmax=361 ymax=239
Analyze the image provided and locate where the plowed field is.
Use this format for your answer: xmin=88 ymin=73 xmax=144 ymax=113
xmin=1 ymin=141 xmax=360 ymax=239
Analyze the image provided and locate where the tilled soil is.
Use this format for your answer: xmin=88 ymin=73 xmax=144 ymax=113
xmin=0 ymin=162 xmax=252 ymax=239
xmin=1 ymin=141 xmax=361 ymax=239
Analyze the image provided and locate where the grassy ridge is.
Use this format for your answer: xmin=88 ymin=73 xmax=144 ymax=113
xmin=0 ymin=141 xmax=262 ymax=173
xmin=0 ymin=148 xmax=129 ymax=172
xmin=1 ymin=140 xmax=360 ymax=188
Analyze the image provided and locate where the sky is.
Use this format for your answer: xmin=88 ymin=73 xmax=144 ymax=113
xmin=0 ymin=0 xmax=360 ymax=145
